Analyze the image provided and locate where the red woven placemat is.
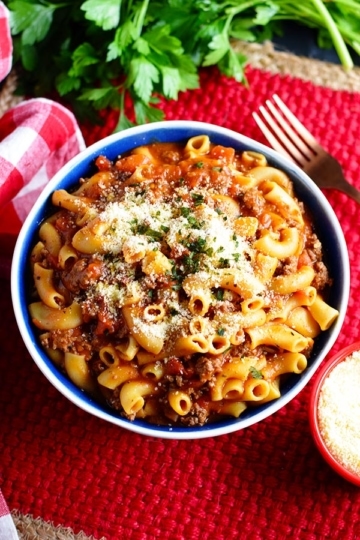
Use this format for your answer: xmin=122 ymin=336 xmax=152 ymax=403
xmin=1 ymin=65 xmax=360 ymax=540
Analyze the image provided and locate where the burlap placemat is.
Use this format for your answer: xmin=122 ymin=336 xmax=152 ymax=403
xmin=11 ymin=511 xmax=104 ymax=540
xmin=2 ymin=41 xmax=360 ymax=540
xmin=233 ymin=41 xmax=360 ymax=92
xmin=0 ymin=71 xmax=22 ymax=118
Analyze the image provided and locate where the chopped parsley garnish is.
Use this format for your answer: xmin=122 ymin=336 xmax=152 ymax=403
xmin=137 ymin=224 xmax=163 ymax=240
xmin=171 ymin=264 xmax=182 ymax=282
xmin=191 ymin=193 xmax=205 ymax=206
xmin=186 ymin=215 xmax=202 ymax=229
xmin=182 ymin=237 xmax=213 ymax=258
xmin=171 ymin=283 xmax=182 ymax=291
xmin=249 ymin=366 xmax=263 ymax=379
xmin=180 ymin=207 xmax=191 ymax=218
xmin=215 ymin=289 xmax=224 ymax=301
xmin=217 ymin=328 xmax=225 ymax=336
xmin=195 ymin=162 xmax=204 ymax=168
xmin=219 ymin=257 xmax=230 ymax=268
xmin=183 ymin=252 xmax=201 ymax=273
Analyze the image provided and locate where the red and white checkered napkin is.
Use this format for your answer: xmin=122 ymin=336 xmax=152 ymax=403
xmin=0 ymin=98 xmax=86 ymax=237
xmin=0 ymin=490 xmax=18 ymax=540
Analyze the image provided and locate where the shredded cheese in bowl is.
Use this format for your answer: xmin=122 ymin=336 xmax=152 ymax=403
xmin=310 ymin=342 xmax=360 ymax=486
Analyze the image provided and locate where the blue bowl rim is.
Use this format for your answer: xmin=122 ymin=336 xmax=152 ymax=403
xmin=11 ymin=120 xmax=350 ymax=439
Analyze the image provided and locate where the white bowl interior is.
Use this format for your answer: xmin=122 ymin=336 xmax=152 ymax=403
xmin=11 ymin=121 xmax=350 ymax=439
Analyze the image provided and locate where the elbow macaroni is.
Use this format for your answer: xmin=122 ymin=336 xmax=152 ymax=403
xmin=28 ymin=136 xmax=339 ymax=426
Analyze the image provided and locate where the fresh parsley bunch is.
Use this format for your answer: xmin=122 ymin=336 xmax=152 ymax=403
xmin=6 ymin=0 xmax=360 ymax=130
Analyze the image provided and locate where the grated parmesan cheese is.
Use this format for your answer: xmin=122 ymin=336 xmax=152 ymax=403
xmin=318 ymin=350 xmax=360 ymax=477
xmin=75 ymin=178 xmax=267 ymax=347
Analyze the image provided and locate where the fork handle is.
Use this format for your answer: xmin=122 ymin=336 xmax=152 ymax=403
xmin=305 ymin=154 xmax=360 ymax=204
xmin=332 ymin=179 xmax=360 ymax=204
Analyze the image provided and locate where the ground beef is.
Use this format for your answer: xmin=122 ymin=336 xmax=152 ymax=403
xmin=195 ymin=355 xmax=224 ymax=383
xmin=281 ymin=256 xmax=298 ymax=275
xmin=180 ymin=402 xmax=209 ymax=426
xmin=89 ymin=356 xmax=107 ymax=377
xmin=105 ymin=386 xmax=122 ymax=412
xmin=61 ymin=259 xmax=105 ymax=294
xmin=161 ymin=150 xmax=181 ymax=163
xmin=40 ymin=328 xmax=92 ymax=358
xmin=306 ymin=232 xmax=323 ymax=258
xmin=312 ymin=261 xmax=331 ymax=289
xmin=243 ymin=188 xmax=266 ymax=215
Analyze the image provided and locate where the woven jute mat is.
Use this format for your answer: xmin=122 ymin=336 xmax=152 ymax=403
xmin=3 ymin=40 xmax=360 ymax=540
xmin=11 ymin=511 xmax=105 ymax=540
xmin=0 ymin=71 xmax=22 ymax=117
xmin=233 ymin=40 xmax=360 ymax=92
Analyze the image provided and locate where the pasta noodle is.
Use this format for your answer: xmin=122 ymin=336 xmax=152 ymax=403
xmin=27 ymin=136 xmax=339 ymax=427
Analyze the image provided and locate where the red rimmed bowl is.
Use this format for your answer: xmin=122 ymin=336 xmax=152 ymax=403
xmin=309 ymin=341 xmax=360 ymax=486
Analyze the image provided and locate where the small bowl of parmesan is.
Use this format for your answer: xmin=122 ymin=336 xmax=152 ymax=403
xmin=309 ymin=341 xmax=360 ymax=486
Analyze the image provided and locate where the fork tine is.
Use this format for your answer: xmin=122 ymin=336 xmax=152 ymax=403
xmin=257 ymin=105 xmax=308 ymax=165
xmin=264 ymin=99 xmax=314 ymax=162
xmin=253 ymin=111 xmax=294 ymax=162
xmin=272 ymin=94 xmax=322 ymax=150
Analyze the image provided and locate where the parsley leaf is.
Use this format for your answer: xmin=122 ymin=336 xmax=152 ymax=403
xmin=81 ymin=0 xmax=122 ymax=31
xmin=9 ymin=1 xmax=55 ymax=46
xmin=69 ymin=43 xmax=99 ymax=78
xmin=133 ymin=99 xmax=164 ymax=125
xmin=203 ymin=31 xmax=230 ymax=66
xmin=78 ymin=86 xmax=121 ymax=110
xmin=128 ymin=56 xmax=160 ymax=104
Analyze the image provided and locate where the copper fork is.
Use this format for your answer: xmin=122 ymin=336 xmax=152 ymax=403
xmin=253 ymin=94 xmax=360 ymax=204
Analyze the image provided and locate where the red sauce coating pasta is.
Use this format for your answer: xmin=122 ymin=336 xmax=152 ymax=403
xmin=28 ymin=136 xmax=337 ymax=426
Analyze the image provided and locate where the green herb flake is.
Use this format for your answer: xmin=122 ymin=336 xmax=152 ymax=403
xmin=180 ymin=207 xmax=191 ymax=218
xmin=137 ymin=224 xmax=163 ymax=240
xmin=249 ymin=366 xmax=263 ymax=379
xmin=187 ymin=215 xmax=202 ymax=229
xmin=216 ymin=289 xmax=224 ymax=301
xmin=191 ymin=193 xmax=205 ymax=206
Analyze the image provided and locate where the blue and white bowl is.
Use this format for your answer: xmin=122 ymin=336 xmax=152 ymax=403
xmin=11 ymin=121 xmax=350 ymax=439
